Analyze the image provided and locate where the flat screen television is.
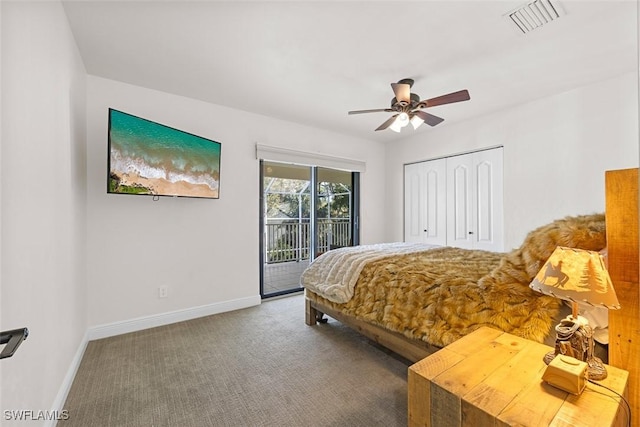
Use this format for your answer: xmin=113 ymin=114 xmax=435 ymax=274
xmin=108 ymin=108 xmax=221 ymax=199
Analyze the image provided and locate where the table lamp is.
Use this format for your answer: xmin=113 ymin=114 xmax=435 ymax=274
xmin=529 ymin=246 xmax=620 ymax=380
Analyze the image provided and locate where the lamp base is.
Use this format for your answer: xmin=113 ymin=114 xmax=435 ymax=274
xmin=586 ymin=355 xmax=608 ymax=381
xmin=543 ymin=316 xmax=607 ymax=380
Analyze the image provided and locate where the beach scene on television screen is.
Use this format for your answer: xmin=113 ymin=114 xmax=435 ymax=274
xmin=109 ymin=110 xmax=221 ymax=198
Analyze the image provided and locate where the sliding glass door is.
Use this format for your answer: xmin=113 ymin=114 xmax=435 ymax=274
xmin=260 ymin=161 xmax=359 ymax=298
xmin=316 ymin=167 xmax=358 ymax=253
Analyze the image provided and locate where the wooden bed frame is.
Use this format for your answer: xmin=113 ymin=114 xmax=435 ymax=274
xmin=305 ymin=296 xmax=440 ymax=362
xmin=306 ymin=167 xmax=639 ymax=415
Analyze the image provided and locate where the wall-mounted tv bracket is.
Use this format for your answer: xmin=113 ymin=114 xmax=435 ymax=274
xmin=0 ymin=328 xmax=29 ymax=359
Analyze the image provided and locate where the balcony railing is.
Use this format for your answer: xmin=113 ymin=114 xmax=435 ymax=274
xmin=265 ymin=219 xmax=351 ymax=263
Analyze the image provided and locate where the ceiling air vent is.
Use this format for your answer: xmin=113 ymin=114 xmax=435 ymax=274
xmin=506 ymin=0 xmax=564 ymax=34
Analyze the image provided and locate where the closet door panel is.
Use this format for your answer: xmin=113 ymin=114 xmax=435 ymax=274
xmin=404 ymin=163 xmax=424 ymax=243
xmin=473 ymin=149 xmax=504 ymax=252
xmin=423 ymin=159 xmax=447 ymax=245
xmin=476 ymin=160 xmax=492 ymax=243
xmin=447 ymin=156 xmax=474 ymax=249
xmin=404 ymin=159 xmax=446 ymax=245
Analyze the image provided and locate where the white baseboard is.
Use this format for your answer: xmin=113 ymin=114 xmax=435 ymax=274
xmin=87 ymin=295 xmax=261 ymax=341
xmin=48 ymin=331 xmax=89 ymax=427
xmin=49 ymin=295 xmax=261 ymax=426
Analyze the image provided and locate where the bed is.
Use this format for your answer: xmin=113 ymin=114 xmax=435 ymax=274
xmin=304 ymin=213 xmax=606 ymax=360
xmin=304 ymin=168 xmax=640 ymax=416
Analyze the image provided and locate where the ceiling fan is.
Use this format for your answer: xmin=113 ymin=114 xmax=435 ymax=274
xmin=348 ymin=78 xmax=470 ymax=132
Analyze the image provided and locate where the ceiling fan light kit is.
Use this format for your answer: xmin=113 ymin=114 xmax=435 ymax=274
xmin=410 ymin=115 xmax=424 ymax=130
xmin=388 ymin=121 xmax=402 ymax=133
xmin=348 ymin=78 xmax=470 ymax=132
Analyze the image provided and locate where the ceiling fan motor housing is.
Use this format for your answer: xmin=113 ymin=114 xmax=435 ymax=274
xmin=347 ymin=78 xmax=470 ymax=131
xmin=391 ymin=93 xmax=420 ymax=110
xmin=397 ymin=78 xmax=414 ymax=87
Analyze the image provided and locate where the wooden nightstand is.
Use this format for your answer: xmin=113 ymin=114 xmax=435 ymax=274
xmin=408 ymin=327 xmax=629 ymax=427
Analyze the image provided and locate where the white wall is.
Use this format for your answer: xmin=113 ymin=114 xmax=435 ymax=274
xmin=85 ymin=76 xmax=386 ymax=329
xmin=0 ymin=1 xmax=4 ymax=418
xmin=385 ymin=71 xmax=639 ymax=250
xmin=1 ymin=1 xmax=87 ymax=425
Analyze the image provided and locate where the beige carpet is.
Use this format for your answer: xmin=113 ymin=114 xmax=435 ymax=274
xmin=61 ymin=294 xmax=410 ymax=426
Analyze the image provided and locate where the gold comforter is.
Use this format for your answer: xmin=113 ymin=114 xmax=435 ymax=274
xmin=305 ymin=214 xmax=606 ymax=348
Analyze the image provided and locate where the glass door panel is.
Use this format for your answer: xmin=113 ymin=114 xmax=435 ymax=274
xmin=260 ymin=162 xmax=359 ymax=298
xmin=316 ymin=167 xmax=355 ymax=255
xmin=261 ymin=161 xmax=311 ymax=297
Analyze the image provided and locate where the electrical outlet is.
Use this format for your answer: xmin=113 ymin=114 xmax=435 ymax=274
xmin=158 ymin=286 xmax=168 ymax=298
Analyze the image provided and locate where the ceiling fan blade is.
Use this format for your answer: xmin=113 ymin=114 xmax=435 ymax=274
xmin=391 ymin=83 xmax=411 ymax=104
xmin=420 ymin=89 xmax=470 ymax=108
xmin=414 ymin=110 xmax=445 ymax=127
xmin=375 ymin=115 xmax=398 ymax=131
xmin=348 ymin=108 xmax=393 ymax=115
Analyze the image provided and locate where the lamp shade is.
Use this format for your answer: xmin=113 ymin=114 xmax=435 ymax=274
xmin=396 ymin=112 xmax=410 ymax=126
xmin=410 ymin=114 xmax=424 ymax=129
xmin=389 ymin=118 xmax=403 ymax=133
xmin=529 ymin=246 xmax=620 ymax=310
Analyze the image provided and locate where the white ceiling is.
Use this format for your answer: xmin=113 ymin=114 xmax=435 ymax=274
xmin=61 ymin=0 xmax=638 ymax=143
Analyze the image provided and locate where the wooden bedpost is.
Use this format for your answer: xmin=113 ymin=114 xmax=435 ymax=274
xmin=305 ymin=297 xmax=317 ymax=326
xmin=605 ymin=168 xmax=639 ymax=417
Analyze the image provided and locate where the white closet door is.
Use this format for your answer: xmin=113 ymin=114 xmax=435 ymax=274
xmin=422 ymin=159 xmax=447 ymax=245
xmin=473 ymin=149 xmax=504 ymax=252
xmin=404 ymin=159 xmax=446 ymax=245
xmin=406 ymin=147 xmax=503 ymax=251
xmin=446 ymin=154 xmax=474 ymax=249
xmin=446 ymin=148 xmax=504 ymax=251
xmin=404 ymin=162 xmax=424 ymax=243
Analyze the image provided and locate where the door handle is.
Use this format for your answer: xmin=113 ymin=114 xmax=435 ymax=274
xmin=0 ymin=328 xmax=28 ymax=359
